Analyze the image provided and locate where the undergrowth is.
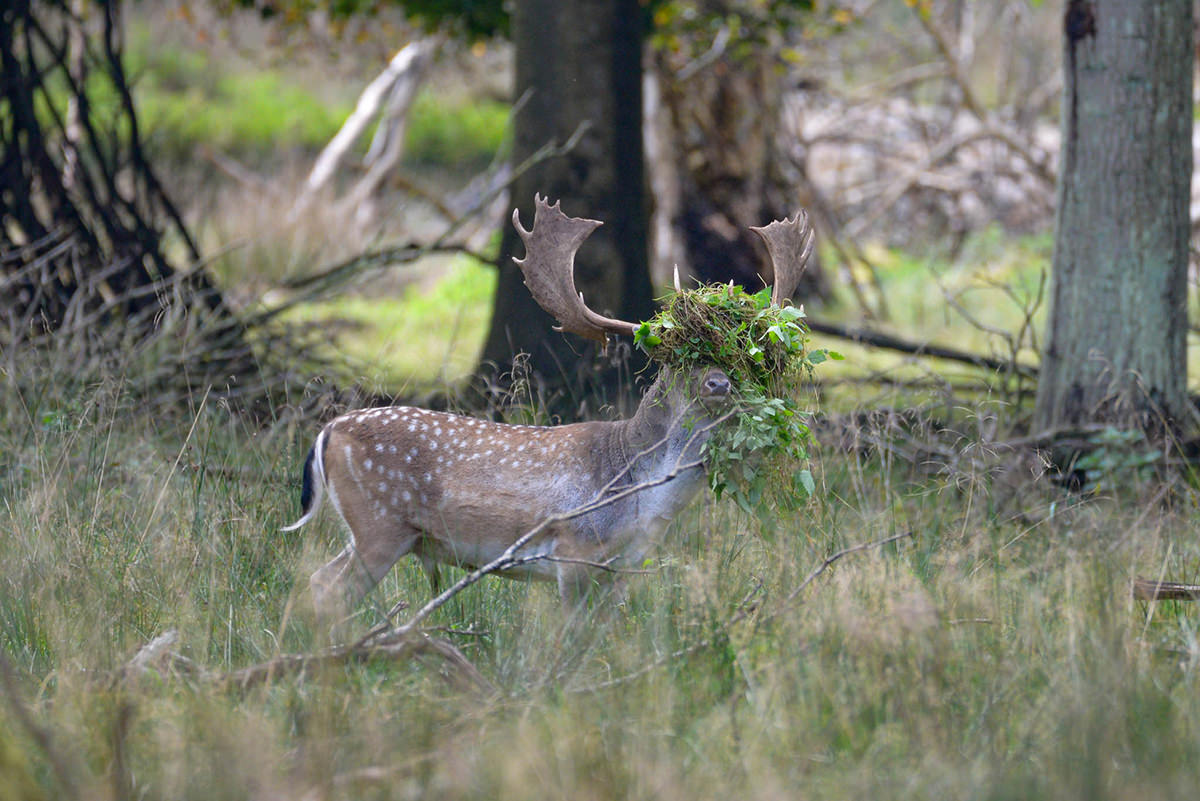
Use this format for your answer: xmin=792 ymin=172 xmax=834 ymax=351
xmin=3 ymin=353 xmax=1200 ymax=800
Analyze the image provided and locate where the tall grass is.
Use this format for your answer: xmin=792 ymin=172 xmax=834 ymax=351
xmin=2 ymin=344 xmax=1199 ymax=799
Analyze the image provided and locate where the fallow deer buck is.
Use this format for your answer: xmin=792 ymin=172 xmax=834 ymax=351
xmin=284 ymin=195 xmax=814 ymax=617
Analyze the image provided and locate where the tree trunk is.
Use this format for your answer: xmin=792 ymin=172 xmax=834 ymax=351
xmin=1033 ymin=0 xmax=1193 ymax=435
xmin=480 ymin=0 xmax=652 ymax=401
xmin=650 ymin=29 xmax=830 ymax=301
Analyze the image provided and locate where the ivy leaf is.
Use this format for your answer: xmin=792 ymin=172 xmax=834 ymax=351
xmin=797 ymin=469 xmax=815 ymax=497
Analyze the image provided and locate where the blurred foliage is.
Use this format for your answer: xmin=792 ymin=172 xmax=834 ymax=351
xmin=283 ymin=255 xmax=497 ymax=389
xmin=405 ymin=91 xmax=508 ymax=168
xmin=650 ymin=0 xmax=817 ymax=57
xmin=35 ymin=24 xmax=509 ymax=164
xmin=221 ymin=0 xmax=820 ymax=42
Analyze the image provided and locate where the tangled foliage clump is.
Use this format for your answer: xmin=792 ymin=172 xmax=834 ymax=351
xmin=634 ymin=284 xmax=839 ymax=514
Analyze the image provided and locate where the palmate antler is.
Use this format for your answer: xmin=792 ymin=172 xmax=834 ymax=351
xmin=514 ymin=195 xmax=816 ymax=342
xmin=750 ymin=209 xmax=815 ymax=307
xmin=512 ymin=194 xmax=639 ymax=344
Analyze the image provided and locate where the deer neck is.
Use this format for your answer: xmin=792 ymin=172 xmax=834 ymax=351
xmin=612 ymin=369 xmax=715 ymax=483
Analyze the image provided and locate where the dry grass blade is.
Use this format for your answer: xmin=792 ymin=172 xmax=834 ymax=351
xmin=574 ymin=531 xmax=913 ymax=693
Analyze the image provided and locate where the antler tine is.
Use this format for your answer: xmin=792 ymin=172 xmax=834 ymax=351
xmin=512 ymin=194 xmax=639 ymax=344
xmin=750 ymin=209 xmax=816 ymax=307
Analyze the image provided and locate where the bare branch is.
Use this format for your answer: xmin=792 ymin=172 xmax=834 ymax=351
xmin=1133 ymin=579 xmax=1200 ymax=602
xmin=223 ymin=633 xmax=496 ymax=695
xmin=805 ymin=317 xmax=1037 ymax=378
xmin=273 ymin=122 xmax=591 ymax=305
xmin=291 ymin=39 xmax=439 ymax=217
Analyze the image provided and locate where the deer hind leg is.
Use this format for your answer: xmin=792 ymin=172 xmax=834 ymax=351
xmin=310 ymin=522 xmax=420 ymax=621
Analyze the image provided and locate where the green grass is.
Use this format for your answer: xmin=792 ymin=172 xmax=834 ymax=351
xmin=32 ymin=24 xmax=511 ymax=167
xmin=405 ymin=91 xmax=509 ymax=169
xmin=282 ymin=255 xmax=497 ymax=391
xmin=3 ymin=318 xmax=1200 ymax=799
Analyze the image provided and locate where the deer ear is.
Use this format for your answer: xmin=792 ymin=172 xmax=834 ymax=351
xmin=751 ymin=210 xmax=815 ymax=306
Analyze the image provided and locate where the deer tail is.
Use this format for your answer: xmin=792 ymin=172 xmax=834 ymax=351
xmin=281 ymin=429 xmax=328 ymax=531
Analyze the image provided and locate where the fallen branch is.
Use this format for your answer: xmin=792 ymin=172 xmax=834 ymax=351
xmin=272 ymin=120 xmax=591 ymax=305
xmin=1133 ymin=578 xmax=1200 ymax=602
xmin=224 ymin=632 xmax=496 ymax=695
xmin=806 ymin=317 xmax=1037 ymax=378
xmin=291 ymin=39 xmax=439 ymax=217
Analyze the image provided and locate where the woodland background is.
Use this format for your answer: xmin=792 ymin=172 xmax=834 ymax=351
xmin=3 ymin=1 xmax=1200 ymax=799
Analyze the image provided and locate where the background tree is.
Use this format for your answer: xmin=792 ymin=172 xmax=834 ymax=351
xmin=1033 ymin=0 xmax=1194 ymax=435
xmin=478 ymin=0 xmax=655 ymax=396
xmin=649 ymin=0 xmax=829 ymax=300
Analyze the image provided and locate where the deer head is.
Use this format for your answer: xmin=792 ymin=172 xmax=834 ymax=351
xmin=285 ymin=195 xmax=814 ymax=620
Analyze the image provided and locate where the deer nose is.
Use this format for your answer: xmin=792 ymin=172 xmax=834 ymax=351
xmin=703 ymin=371 xmax=731 ymax=398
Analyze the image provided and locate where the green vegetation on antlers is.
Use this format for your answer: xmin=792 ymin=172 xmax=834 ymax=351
xmin=634 ymin=283 xmax=841 ymax=514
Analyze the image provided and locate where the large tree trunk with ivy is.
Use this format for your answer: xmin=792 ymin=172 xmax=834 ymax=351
xmin=1033 ymin=0 xmax=1193 ymax=435
xmin=480 ymin=0 xmax=654 ymax=405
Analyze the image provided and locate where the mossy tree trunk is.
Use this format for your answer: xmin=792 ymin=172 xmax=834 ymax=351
xmin=1033 ymin=0 xmax=1193 ymax=435
xmin=480 ymin=0 xmax=653 ymax=397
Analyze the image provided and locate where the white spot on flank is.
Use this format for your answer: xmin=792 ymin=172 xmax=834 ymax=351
xmin=375 ymin=444 xmax=384 ymax=453
xmin=364 ymin=458 xmax=373 ymax=470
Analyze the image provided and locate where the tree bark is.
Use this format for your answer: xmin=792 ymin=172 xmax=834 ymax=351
xmin=1033 ymin=0 xmax=1193 ymax=435
xmin=480 ymin=0 xmax=653 ymax=396
xmin=650 ymin=26 xmax=829 ymax=301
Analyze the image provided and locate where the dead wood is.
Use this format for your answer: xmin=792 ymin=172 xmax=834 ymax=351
xmin=1133 ymin=579 xmax=1200 ymax=602
xmin=224 ymin=633 xmax=497 ymax=695
xmin=806 ymin=317 xmax=1036 ymax=378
